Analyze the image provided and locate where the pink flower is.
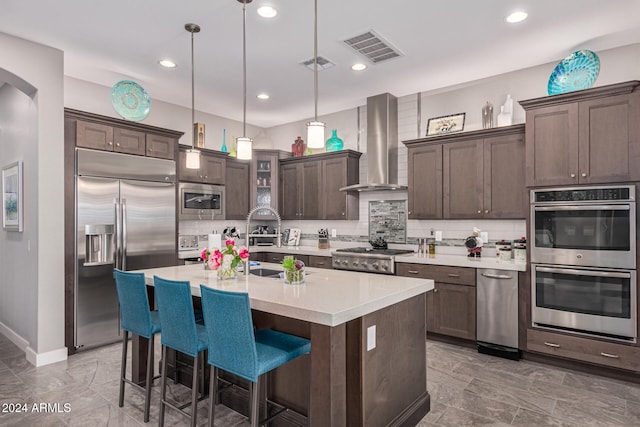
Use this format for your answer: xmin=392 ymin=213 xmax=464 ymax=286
xmin=212 ymin=249 xmax=223 ymax=264
xmin=200 ymin=248 xmax=210 ymax=261
xmin=225 ymin=239 xmax=235 ymax=248
xmin=207 ymin=256 xmax=221 ymax=270
xmin=239 ymin=248 xmax=249 ymax=259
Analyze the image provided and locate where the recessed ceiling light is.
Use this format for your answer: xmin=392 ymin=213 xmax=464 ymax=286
xmin=351 ymin=63 xmax=367 ymax=71
xmin=257 ymin=93 xmax=270 ymax=100
xmin=257 ymin=6 xmax=277 ymax=18
xmin=158 ymin=59 xmax=177 ymax=68
xmin=506 ymin=11 xmax=528 ymax=23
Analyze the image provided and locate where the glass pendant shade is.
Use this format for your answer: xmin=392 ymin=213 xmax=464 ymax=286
xmin=185 ymin=148 xmax=201 ymax=169
xmin=236 ymin=136 xmax=253 ymax=160
xmin=306 ymin=121 xmax=326 ymax=149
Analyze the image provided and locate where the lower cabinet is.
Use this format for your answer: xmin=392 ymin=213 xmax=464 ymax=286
xmin=396 ymin=263 xmax=476 ymax=340
xmin=527 ymin=328 xmax=640 ymax=372
xmin=308 ymin=255 xmax=331 ymax=269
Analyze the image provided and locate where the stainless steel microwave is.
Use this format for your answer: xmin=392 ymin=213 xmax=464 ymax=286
xmin=178 ymin=182 xmax=225 ymax=220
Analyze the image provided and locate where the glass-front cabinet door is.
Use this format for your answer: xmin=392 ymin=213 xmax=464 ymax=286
xmin=251 ymin=149 xmax=290 ymax=219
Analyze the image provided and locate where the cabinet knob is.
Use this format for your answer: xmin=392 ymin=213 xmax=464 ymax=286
xmin=581 ymin=173 xmax=587 ymax=177
xmin=148 ymin=148 xmax=152 ymax=152
xmin=484 ymin=210 xmax=489 ymax=214
xmin=204 ymin=175 xmax=208 ymax=179
xmin=341 ymin=212 xmax=345 ymax=216
xmin=408 ymin=211 xmax=411 ymax=215
xmin=570 ymin=173 xmax=576 ymax=178
xmin=434 ymin=289 xmax=438 ymax=293
xmin=108 ymin=141 xmax=113 ymax=146
xmin=116 ymin=143 xmax=120 ymax=147
xmin=477 ymin=210 xmax=482 ymax=214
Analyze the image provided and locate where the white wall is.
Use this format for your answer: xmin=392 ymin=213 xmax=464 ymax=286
xmin=0 ymin=31 xmax=66 ymax=366
xmin=64 ymin=76 xmax=263 ymax=152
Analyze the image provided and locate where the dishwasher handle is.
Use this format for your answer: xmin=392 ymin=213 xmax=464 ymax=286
xmin=481 ymin=272 xmax=513 ymax=280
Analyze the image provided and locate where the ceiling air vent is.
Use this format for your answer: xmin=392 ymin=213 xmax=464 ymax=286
xmin=343 ymin=30 xmax=402 ymax=64
xmin=301 ymin=56 xmax=335 ymax=71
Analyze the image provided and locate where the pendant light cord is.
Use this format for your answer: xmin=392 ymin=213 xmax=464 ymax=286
xmin=313 ymin=0 xmax=318 ymax=121
xmin=191 ymin=28 xmax=196 ymax=148
xmin=242 ymin=0 xmax=247 ymax=137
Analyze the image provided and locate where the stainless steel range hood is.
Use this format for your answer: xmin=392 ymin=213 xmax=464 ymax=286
xmin=340 ymin=93 xmax=407 ymax=192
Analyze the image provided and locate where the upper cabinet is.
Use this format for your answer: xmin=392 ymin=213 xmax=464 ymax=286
xmin=250 ymin=150 xmax=290 ymax=220
xmin=404 ymin=125 xmax=526 ymax=220
xmin=177 ymin=147 xmax=226 ymax=185
xmin=69 ymin=109 xmax=180 ymax=160
xmin=279 ymin=150 xmax=361 ymax=220
xmin=520 ymin=81 xmax=640 ymax=187
xmin=225 ymin=158 xmax=250 ymax=220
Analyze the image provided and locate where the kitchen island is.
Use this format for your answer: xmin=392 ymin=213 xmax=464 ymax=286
xmin=135 ymin=263 xmax=433 ymax=426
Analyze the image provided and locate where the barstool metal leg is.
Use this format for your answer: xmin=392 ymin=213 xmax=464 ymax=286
xmin=190 ymin=355 xmax=199 ymax=427
xmin=207 ymin=367 xmax=217 ymax=427
xmin=144 ymin=335 xmax=154 ymax=422
xmin=159 ymin=345 xmax=168 ymax=427
xmin=250 ymin=379 xmax=260 ymax=427
xmin=119 ymin=331 xmax=129 ymax=408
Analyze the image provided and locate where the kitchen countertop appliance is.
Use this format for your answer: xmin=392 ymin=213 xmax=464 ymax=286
xmin=331 ymin=239 xmax=413 ymax=275
xmin=477 ymin=268 xmax=520 ymax=360
xmin=74 ymin=148 xmax=176 ymax=351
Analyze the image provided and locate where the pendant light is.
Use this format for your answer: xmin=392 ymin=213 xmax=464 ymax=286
xmin=185 ymin=23 xmax=201 ymax=169
xmin=236 ymin=0 xmax=253 ymax=160
xmin=306 ymin=0 xmax=325 ymax=149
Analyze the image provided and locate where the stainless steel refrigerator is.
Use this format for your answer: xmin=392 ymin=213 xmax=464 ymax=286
xmin=75 ymin=148 xmax=176 ymax=351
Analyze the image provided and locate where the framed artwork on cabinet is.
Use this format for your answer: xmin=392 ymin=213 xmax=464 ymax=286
xmin=426 ymin=112 xmax=465 ymax=136
xmin=2 ymin=161 xmax=23 ymax=232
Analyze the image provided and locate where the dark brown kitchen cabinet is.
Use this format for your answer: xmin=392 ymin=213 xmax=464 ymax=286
xmin=279 ymin=159 xmax=322 ymax=220
xmin=396 ymin=263 xmax=476 ymax=340
xmin=520 ymin=81 xmax=640 ymax=187
xmin=308 ymin=255 xmax=331 ymax=269
xmin=404 ymin=124 xmax=526 ymax=220
xmin=322 ymin=151 xmax=361 ymax=220
xmin=146 ymin=134 xmax=176 ymax=160
xmin=261 ymin=252 xmax=309 ymax=266
xmin=225 ymin=158 xmax=250 ymax=219
xmin=280 ymin=150 xmax=360 ymax=221
xmin=178 ymin=147 xmax=226 ymax=185
xmin=407 ymin=144 xmax=442 ymax=219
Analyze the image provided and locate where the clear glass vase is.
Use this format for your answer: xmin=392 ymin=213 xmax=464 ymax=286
xmin=217 ymin=266 xmax=237 ymax=280
xmin=284 ymin=266 xmax=305 ymax=285
xmin=325 ymin=129 xmax=344 ymax=152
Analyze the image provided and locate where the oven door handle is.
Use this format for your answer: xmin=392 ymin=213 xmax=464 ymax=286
xmin=536 ymin=266 xmax=631 ymax=279
xmin=533 ymin=205 xmax=630 ymax=211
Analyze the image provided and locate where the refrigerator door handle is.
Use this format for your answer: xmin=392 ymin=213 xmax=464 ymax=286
xmin=122 ymin=198 xmax=127 ymax=271
xmin=114 ymin=198 xmax=121 ymax=270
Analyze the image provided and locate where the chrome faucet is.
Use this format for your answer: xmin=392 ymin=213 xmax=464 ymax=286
xmin=246 ymin=206 xmax=282 ymax=248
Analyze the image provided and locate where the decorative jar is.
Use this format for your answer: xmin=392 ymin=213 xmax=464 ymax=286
xmin=325 ymin=129 xmax=344 ymax=152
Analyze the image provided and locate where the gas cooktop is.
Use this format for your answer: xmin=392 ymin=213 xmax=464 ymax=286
xmin=335 ymin=247 xmax=414 ymax=256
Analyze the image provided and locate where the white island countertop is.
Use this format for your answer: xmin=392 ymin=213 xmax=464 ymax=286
xmin=136 ymin=263 xmax=434 ymax=327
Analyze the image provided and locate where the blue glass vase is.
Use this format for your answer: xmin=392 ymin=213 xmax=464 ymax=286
xmin=326 ymin=129 xmax=343 ymax=152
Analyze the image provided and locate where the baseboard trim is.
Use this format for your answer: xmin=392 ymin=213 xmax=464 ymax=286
xmin=0 ymin=321 xmax=29 ymax=351
xmin=0 ymin=320 xmax=68 ymax=367
xmin=25 ymin=346 xmax=68 ymax=367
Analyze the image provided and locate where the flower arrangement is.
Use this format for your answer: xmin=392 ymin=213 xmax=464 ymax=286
xmin=281 ymin=257 xmax=305 ymax=284
xmin=201 ymin=239 xmax=249 ymax=279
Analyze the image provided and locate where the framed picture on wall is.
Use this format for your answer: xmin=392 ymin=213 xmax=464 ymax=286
xmin=426 ymin=112 xmax=466 ymax=136
xmin=2 ymin=161 xmax=23 ymax=232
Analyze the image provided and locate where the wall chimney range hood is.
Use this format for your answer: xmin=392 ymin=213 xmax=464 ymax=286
xmin=340 ymin=93 xmax=407 ymax=192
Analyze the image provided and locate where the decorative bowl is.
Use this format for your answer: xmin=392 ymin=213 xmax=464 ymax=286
xmin=547 ymin=50 xmax=600 ymax=96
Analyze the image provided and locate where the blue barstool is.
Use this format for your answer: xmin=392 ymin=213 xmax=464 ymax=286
xmin=154 ymin=276 xmax=208 ymax=427
xmin=199 ymin=285 xmax=311 ymax=427
xmin=114 ymin=269 xmax=160 ymax=423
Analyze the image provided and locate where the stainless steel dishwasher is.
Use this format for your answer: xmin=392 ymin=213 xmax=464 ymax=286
xmin=477 ymin=268 xmax=520 ymax=360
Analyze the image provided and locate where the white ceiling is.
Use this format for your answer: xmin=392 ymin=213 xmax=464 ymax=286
xmin=2 ymin=0 xmax=640 ymax=128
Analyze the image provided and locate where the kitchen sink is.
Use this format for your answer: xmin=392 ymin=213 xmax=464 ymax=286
xmin=250 ymin=268 xmax=282 ymax=278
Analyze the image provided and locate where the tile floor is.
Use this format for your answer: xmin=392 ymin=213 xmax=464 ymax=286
xmin=1 ymin=333 xmax=640 ymax=426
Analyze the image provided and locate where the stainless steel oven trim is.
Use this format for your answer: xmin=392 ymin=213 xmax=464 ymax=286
xmin=178 ymin=182 xmax=225 ymax=220
xmin=530 ymin=201 xmax=636 ymax=270
xmin=531 ymin=264 xmax=637 ymax=341
xmin=530 ymin=184 xmax=636 ymax=204
xmin=534 ymin=205 xmax=630 ymax=211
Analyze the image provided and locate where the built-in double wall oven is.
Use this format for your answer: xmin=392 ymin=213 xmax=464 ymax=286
xmin=531 ymin=185 xmax=637 ymax=342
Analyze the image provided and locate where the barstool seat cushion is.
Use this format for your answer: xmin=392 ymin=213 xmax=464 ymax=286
xmin=254 ymin=329 xmax=311 ymax=378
